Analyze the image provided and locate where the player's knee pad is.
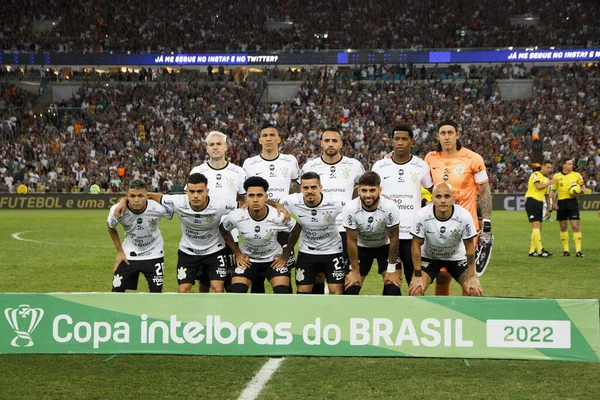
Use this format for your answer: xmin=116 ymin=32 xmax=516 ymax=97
xmin=272 ymin=285 xmax=289 ymax=294
xmin=231 ymin=283 xmax=249 ymax=293
xmin=383 ymin=284 xmax=401 ymax=296
xmin=311 ymin=282 xmax=325 ymax=294
xmin=344 ymin=285 xmax=361 ymax=295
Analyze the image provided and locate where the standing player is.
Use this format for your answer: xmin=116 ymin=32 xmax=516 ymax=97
xmin=525 ymin=162 xmax=556 ymax=257
xmin=409 ymin=182 xmax=482 ymax=297
xmin=190 ymin=131 xmax=246 ymax=291
xmin=372 ymin=125 xmax=433 ymax=286
xmin=343 ymin=172 xmax=402 ymax=295
xmin=301 ymin=128 xmax=365 ymax=294
xmin=552 ymin=158 xmax=586 ymax=257
xmin=425 ymin=119 xmax=492 ymax=295
xmin=243 ymin=124 xmax=301 ymax=292
xmin=107 ymin=180 xmax=173 ymax=292
xmin=220 ymin=177 xmax=299 ymax=294
xmin=281 ymin=172 xmax=347 ymax=295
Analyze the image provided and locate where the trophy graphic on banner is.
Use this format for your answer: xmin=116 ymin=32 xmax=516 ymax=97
xmin=4 ymin=304 xmax=44 ymax=347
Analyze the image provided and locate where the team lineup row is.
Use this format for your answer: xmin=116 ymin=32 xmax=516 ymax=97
xmin=106 ymin=121 xmax=586 ymax=296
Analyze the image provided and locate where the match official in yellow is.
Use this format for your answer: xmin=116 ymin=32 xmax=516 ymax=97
xmin=551 ymin=158 xmax=586 ymax=257
xmin=525 ymin=162 xmax=555 ymax=257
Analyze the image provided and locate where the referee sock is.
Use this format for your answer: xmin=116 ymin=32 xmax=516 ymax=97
xmin=532 ymin=228 xmax=542 ymax=253
xmin=573 ymin=232 xmax=582 ymax=253
xmin=560 ymin=231 xmax=570 ymax=252
xmin=435 ymin=268 xmax=451 ymax=296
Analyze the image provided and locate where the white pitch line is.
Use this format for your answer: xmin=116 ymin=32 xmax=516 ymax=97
xmin=11 ymin=230 xmax=111 ymax=248
xmin=237 ymin=357 xmax=285 ymax=400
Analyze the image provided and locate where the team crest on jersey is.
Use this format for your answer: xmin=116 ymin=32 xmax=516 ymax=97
xmin=455 ymin=164 xmax=465 ymax=174
xmin=342 ymin=168 xmax=351 ymax=179
xmin=177 ymin=267 xmax=187 ymax=280
xmin=148 ymin=218 xmax=159 ymax=231
xmin=265 ymin=228 xmax=276 ymax=240
xmin=205 ymin=215 xmax=215 ymax=224
xmin=449 ymin=229 xmax=461 ymax=240
xmin=296 ymin=268 xmax=305 ymax=281
xmin=323 ymin=211 xmax=333 ymax=222
xmin=376 ymin=218 xmax=386 ymax=228
xmin=113 ymin=274 xmax=123 ymax=288
xmin=226 ymin=177 xmax=235 ymax=188
xmin=410 ymin=171 xmax=419 ymax=183
xmin=280 ymin=167 xmax=289 ymax=178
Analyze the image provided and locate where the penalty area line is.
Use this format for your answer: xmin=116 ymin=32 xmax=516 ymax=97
xmin=237 ymin=357 xmax=285 ymax=400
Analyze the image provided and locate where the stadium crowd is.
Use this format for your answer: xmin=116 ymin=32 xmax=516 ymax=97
xmin=1 ymin=0 xmax=598 ymax=52
xmin=1 ymin=63 xmax=599 ymax=195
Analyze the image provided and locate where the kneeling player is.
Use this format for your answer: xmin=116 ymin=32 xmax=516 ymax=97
xmin=220 ymin=176 xmax=299 ymax=293
xmin=343 ymin=172 xmax=402 ymax=295
xmin=408 ymin=182 xmax=482 ymax=297
xmin=281 ymin=172 xmax=346 ymax=295
xmin=107 ymin=180 xmax=173 ymax=292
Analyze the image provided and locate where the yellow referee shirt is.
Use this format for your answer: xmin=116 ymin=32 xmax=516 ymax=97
xmin=552 ymin=171 xmax=583 ymax=200
xmin=525 ymin=171 xmax=549 ymax=201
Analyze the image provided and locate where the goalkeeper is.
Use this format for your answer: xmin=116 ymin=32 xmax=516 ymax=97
xmin=424 ymin=120 xmax=493 ymax=296
xmin=551 ymin=158 xmax=586 ymax=257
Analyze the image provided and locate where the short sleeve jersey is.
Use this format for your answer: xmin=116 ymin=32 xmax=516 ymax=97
xmin=221 ymin=205 xmax=296 ymax=263
xmin=342 ymin=197 xmax=400 ymax=248
xmin=242 ymin=154 xmax=300 ymax=202
xmin=371 ymin=155 xmax=433 ymax=239
xmin=525 ymin=172 xmax=550 ymax=202
xmin=107 ymin=200 xmax=173 ymax=260
xmin=281 ymin=193 xmax=345 ymax=255
xmin=301 ymin=156 xmax=365 ymax=231
xmin=161 ymin=194 xmax=237 ymax=256
xmin=425 ymin=148 xmax=488 ymax=230
xmin=190 ymin=162 xmax=246 ymax=199
xmin=552 ymin=171 xmax=584 ymax=200
xmin=410 ymin=204 xmax=477 ymax=261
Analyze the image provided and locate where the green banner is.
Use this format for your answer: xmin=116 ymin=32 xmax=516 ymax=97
xmin=1 ymin=294 xmax=598 ymax=362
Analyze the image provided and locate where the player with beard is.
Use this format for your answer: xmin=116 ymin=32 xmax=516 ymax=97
xmin=301 ymin=128 xmax=365 ymax=294
xmin=343 ymin=172 xmax=402 ymax=295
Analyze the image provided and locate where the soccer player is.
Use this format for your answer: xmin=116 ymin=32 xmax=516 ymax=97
xmin=281 ymin=172 xmax=347 ymax=295
xmin=425 ymin=119 xmax=492 ymax=295
xmin=107 ymin=180 xmax=173 ymax=293
xmin=372 ymin=125 xmax=433 ymax=286
xmin=219 ymin=176 xmax=299 ymax=293
xmin=190 ymin=131 xmax=246 ymax=291
xmin=156 ymin=173 xmax=237 ymax=293
xmin=343 ymin=171 xmax=402 ymax=295
xmin=301 ymin=128 xmax=365 ymax=294
xmin=525 ymin=162 xmax=556 ymax=257
xmin=408 ymin=182 xmax=482 ymax=297
xmin=243 ymin=124 xmax=301 ymax=292
xmin=552 ymin=158 xmax=586 ymax=257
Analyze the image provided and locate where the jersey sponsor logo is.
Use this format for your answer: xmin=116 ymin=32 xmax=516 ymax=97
xmin=398 ymin=169 xmax=404 ymax=183
xmin=136 ymin=218 xmax=143 ymax=225
xmin=383 ymin=176 xmax=391 ymax=180
xmin=368 ymin=216 xmax=374 ymax=223
xmin=4 ymin=305 xmax=44 ymax=347
xmin=439 ymin=226 xmax=447 ymax=239
xmin=177 ymin=267 xmax=187 ymax=280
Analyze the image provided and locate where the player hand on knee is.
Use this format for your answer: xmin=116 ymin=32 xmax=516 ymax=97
xmin=466 ymin=277 xmax=483 ymax=297
xmin=235 ymin=253 xmax=251 ymax=269
xmin=383 ymin=270 xmax=402 ymax=288
xmin=408 ymin=277 xmax=424 ymax=296
xmin=271 ymin=253 xmax=287 ymax=269
xmin=344 ymin=269 xmax=361 ymax=289
xmin=114 ymin=251 xmax=129 ymax=272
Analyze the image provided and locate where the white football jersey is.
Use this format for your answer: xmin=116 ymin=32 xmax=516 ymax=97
xmin=243 ymin=154 xmax=300 ymax=202
xmin=410 ymin=204 xmax=477 ymax=261
xmin=161 ymin=194 xmax=237 ymax=256
xmin=221 ymin=205 xmax=296 ymax=263
xmin=107 ymin=200 xmax=173 ymax=260
xmin=189 ymin=162 xmax=246 ymax=200
xmin=372 ymin=155 xmax=433 ymax=239
xmin=301 ymin=156 xmax=365 ymax=231
xmin=281 ymin=193 xmax=344 ymax=255
xmin=342 ymin=197 xmax=400 ymax=248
